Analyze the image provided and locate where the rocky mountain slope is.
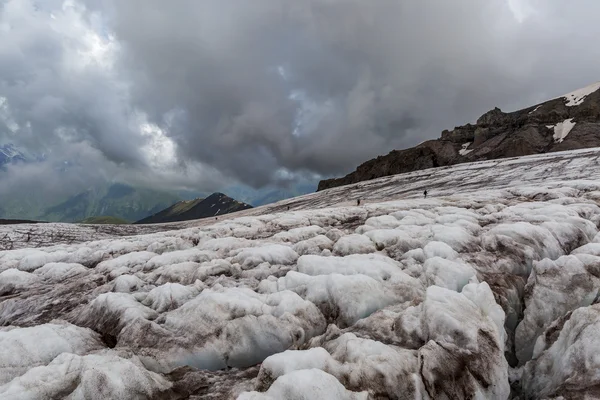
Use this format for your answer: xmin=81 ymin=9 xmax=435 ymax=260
xmin=319 ymin=81 xmax=600 ymax=191
xmin=3 ymin=149 xmax=600 ymax=398
xmin=135 ymin=192 xmax=252 ymax=224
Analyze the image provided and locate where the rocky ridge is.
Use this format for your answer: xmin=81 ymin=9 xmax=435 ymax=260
xmin=135 ymin=192 xmax=252 ymax=224
xmin=318 ymin=82 xmax=600 ymax=191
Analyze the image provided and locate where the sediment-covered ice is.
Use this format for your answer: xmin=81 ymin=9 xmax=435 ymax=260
xmin=238 ymin=369 xmax=368 ymax=400
xmin=0 ymin=322 xmax=104 ymax=385
xmin=521 ymin=304 xmax=600 ymax=398
xmin=515 ymin=255 xmax=600 ymax=364
xmin=0 ymin=351 xmax=172 ymax=399
xmin=2 ymin=150 xmax=600 ymax=398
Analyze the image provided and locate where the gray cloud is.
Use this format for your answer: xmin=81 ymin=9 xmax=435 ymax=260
xmin=104 ymin=0 xmax=600 ymax=184
xmin=0 ymin=0 xmax=146 ymax=166
xmin=2 ymin=0 xmax=600 ymax=193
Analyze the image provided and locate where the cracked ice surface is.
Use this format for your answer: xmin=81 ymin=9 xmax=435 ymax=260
xmin=3 ymin=150 xmax=600 ymax=398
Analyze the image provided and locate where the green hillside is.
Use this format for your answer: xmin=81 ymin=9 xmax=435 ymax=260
xmin=136 ymin=193 xmax=252 ymax=224
xmin=41 ymin=183 xmax=182 ymax=223
xmin=79 ymin=216 xmax=130 ymax=225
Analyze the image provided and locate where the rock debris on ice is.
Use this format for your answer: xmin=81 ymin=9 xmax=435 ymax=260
xmin=2 ymin=149 xmax=600 ymax=398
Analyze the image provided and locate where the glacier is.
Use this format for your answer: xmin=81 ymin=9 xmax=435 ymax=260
xmin=3 ymin=148 xmax=600 ymax=398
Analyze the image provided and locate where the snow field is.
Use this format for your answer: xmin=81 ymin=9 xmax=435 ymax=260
xmin=2 ymin=159 xmax=600 ymax=397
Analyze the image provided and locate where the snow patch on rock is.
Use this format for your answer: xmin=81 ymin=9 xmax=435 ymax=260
xmin=459 ymin=142 xmax=473 ymax=156
xmin=547 ymin=118 xmax=576 ymax=143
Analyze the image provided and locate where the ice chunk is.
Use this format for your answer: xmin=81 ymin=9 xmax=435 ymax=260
xmin=33 ymin=263 xmax=88 ymax=282
xmin=0 ymin=322 xmax=104 ymax=385
xmin=273 ymin=226 xmax=326 ymax=243
xmin=364 ymin=215 xmax=401 ymax=229
xmin=148 ymin=261 xmax=203 ymax=285
xmin=116 ymin=287 xmax=326 ymax=372
xmin=199 ymin=237 xmax=255 ymax=255
xmin=141 ymin=283 xmax=200 ymax=312
xmin=292 ymin=235 xmax=334 ymax=256
xmin=333 ymin=234 xmax=376 ymax=256
xmin=232 ymin=245 xmax=299 ymax=268
xmin=238 ymin=369 xmax=368 ymax=400
xmin=17 ymin=250 xmax=70 ymax=272
xmin=0 ymin=269 xmax=40 ymax=295
xmin=364 ymin=229 xmax=422 ymax=251
xmin=297 ymin=254 xmax=403 ymax=282
xmin=144 ymin=248 xmax=216 ymax=271
xmin=482 ymin=222 xmax=563 ymax=274
xmin=254 ymin=335 xmax=423 ymax=397
xmin=413 ymin=285 xmax=509 ymax=398
xmin=521 ymin=304 xmax=600 ymax=398
xmin=424 ymin=256 xmax=478 ymax=292
xmin=421 ymin=285 xmax=504 ymax=353
xmin=260 ymin=271 xmax=399 ymax=326
xmin=96 ymin=251 xmax=157 ymax=275
xmin=112 ymin=274 xmax=150 ymax=293
xmin=515 ymin=255 xmax=600 ymax=364
xmin=0 ymin=351 xmax=172 ymax=399
xmin=431 ymin=225 xmax=477 ymax=252
xmin=258 ymin=348 xmax=335 ymax=385
xmin=423 ymin=241 xmax=459 ymax=261
xmin=78 ymin=292 xmax=158 ymax=337
xmin=572 ymin=242 xmax=600 ymax=256
xmin=462 ymin=282 xmax=507 ymax=351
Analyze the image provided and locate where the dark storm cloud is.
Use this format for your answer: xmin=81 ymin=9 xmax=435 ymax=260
xmin=104 ymin=0 xmax=600 ymax=185
xmin=0 ymin=0 xmax=148 ymax=166
xmin=2 ymin=0 xmax=600 ymax=192
xmin=0 ymin=0 xmax=225 ymax=197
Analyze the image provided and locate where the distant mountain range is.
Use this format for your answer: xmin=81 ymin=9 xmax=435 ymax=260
xmin=0 ymin=142 xmax=315 ymax=223
xmin=136 ymin=192 xmax=252 ymax=224
xmin=39 ymin=183 xmax=182 ymax=223
xmin=319 ymin=81 xmax=600 ymax=190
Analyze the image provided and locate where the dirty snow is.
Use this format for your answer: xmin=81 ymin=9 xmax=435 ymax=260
xmin=3 ymin=149 xmax=600 ymax=398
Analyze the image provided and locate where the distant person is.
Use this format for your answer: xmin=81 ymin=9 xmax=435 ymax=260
xmin=423 ymin=190 xmax=428 ymax=198
xmin=357 ymin=199 xmax=361 ymax=206
xmin=287 ymin=206 xmax=290 ymax=211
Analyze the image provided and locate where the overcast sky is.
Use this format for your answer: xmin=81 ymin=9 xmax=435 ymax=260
xmin=1 ymin=0 xmax=599 ymax=197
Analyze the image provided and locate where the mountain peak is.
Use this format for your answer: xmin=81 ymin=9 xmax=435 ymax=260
xmin=135 ymin=192 xmax=252 ymax=224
